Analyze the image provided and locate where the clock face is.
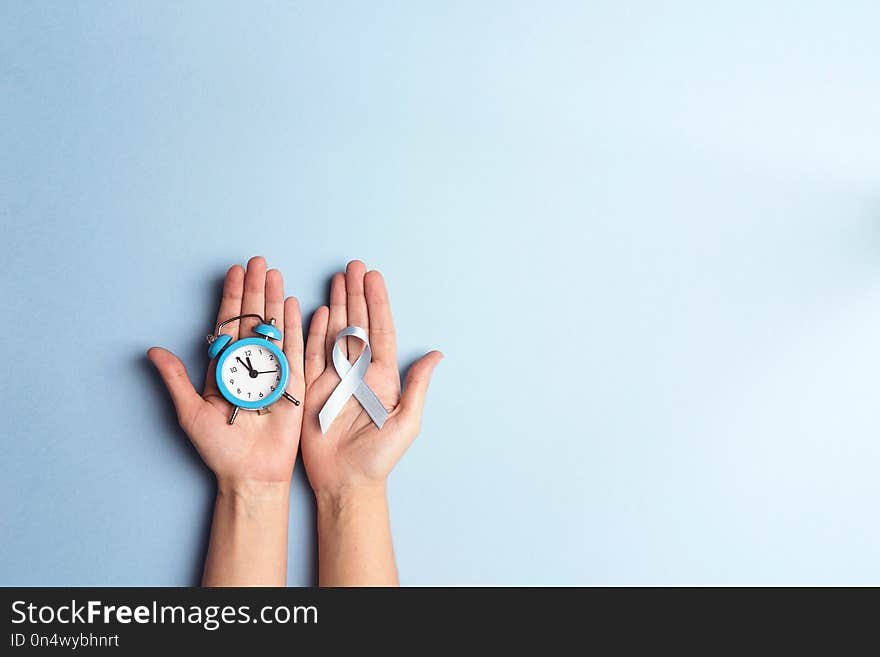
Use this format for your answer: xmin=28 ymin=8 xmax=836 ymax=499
xmin=220 ymin=342 xmax=283 ymax=404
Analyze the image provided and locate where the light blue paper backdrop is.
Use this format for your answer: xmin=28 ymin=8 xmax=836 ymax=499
xmin=2 ymin=1 xmax=879 ymax=585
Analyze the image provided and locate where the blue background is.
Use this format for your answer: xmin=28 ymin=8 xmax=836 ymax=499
xmin=2 ymin=1 xmax=879 ymax=585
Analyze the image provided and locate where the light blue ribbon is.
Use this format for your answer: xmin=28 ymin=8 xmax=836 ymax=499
xmin=319 ymin=326 xmax=389 ymax=434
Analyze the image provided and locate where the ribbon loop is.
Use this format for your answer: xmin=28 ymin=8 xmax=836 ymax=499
xmin=318 ymin=326 xmax=389 ymax=434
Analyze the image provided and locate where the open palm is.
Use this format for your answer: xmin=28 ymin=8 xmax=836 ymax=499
xmin=148 ymin=257 xmax=305 ymax=485
xmin=301 ymin=260 xmax=442 ymax=495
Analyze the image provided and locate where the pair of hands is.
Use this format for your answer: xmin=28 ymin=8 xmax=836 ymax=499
xmin=148 ymin=257 xmax=442 ymax=500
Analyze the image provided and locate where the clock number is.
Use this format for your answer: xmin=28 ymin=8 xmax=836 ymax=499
xmin=230 ymin=366 xmax=237 ymax=373
xmin=245 ymin=350 xmax=252 ymax=356
xmin=259 ymin=392 xmax=263 ymax=398
xmin=269 ymin=355 xmax=274 ymax=361
xmin=270 ymin=386 xmax=275 ymax=392
xmin=236 ymin=388 xmax=241 ymax=394
xmin=229 ymin=379 xmax=234 ymax=384
xmin=247 ymin=392 xmax=251 ymax=398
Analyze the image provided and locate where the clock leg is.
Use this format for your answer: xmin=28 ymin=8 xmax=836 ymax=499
xmin=228 ymin=406 xmax=240 ymax=425
xmin=282 ymin=392 xmax=301 ymax=406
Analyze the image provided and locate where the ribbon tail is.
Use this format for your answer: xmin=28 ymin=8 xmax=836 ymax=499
xmin=319 ymin=375 xmax=356 ymax=434
xmin=318 ymin=409 xmax=331 ymax=435
xmin=353 ymin=382 xmax=389 ymax=430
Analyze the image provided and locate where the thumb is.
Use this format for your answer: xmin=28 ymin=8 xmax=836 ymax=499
xmin=396 ymin=350 xmax=443 ymax=431
xmin=147 ymin=347 xmax=203 ymax=429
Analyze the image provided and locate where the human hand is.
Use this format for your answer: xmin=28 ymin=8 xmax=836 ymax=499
xmin=148 ymin=256 xmax=306 ymax=488
xmin=301 ymin=260 xmax=442 ymax=500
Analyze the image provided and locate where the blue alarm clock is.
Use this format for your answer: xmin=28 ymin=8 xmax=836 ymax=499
xmin=206 ymin=313 xmax=300 ymax=424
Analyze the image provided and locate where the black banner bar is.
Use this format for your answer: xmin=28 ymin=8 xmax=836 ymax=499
xmin=0 ymin=587 xmax=872 ymax=651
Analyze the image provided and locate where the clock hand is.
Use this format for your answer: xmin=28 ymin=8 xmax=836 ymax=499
xmin=255 ymin=370 xmax=278 ymax=374
xmin=237 ymin=356 xmax=259 ymax=378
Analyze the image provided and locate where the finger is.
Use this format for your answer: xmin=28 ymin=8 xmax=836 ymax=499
xmin=364 ymin=270 xmax=397 ymax=365
xmin=396 ymin=351 xmax=443 ymax=433
xmin=148 ymin=347 xmax=204 ymax=431
xmin=283 ymin=296 xmax=305 ymax=390
xmin=345 ymin=260 xmax=369 ymax=362
xmin=265 ymin=269 xmax=285 ymax=335
xmin=207 ymin=265 xmax=245 ymax=394
xmin=305 ymin=305 xmax=329 ymax=386
xmin=214 ymin=264 xmax=245 ymax=335
xmin=240 ymin=256 xmax=267 ymax=338
xmin=326 ymin=272 xmax=348 ymax=361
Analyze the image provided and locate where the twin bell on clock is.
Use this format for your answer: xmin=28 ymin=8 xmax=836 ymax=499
xmin=206 ymin=313 xmax=300 ymax=425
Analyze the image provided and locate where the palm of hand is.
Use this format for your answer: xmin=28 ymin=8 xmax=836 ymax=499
xmin=185 ymin=394 xmax=300 ymax=484
xmin=303 ymin=358 xmax=403 ymax=488
xmin=300 ymin=261 xmax=442 ymax=495
xmin=149 ymin=257 xmax=306 ymax=485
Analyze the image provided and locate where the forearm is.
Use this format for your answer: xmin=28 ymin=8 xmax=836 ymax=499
xmin=202 ymin=479 xmax=291 ymax=587
xmin=316 ymin=484 xmax=398 ymax=587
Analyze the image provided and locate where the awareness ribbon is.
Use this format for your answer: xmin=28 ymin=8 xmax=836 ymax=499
xmin=318 ymin=326 xmax=389 ymax=434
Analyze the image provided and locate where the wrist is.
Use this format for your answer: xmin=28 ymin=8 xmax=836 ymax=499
xmin=314 ymin=481 xmax=397 ymax=587
xmin=315 ymin=482 xmax=388 ymax=518
xmin=204 ymin=477 xmax=290 ymax=588
xmin=216 ymin=478 xmax=291 ymax=506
